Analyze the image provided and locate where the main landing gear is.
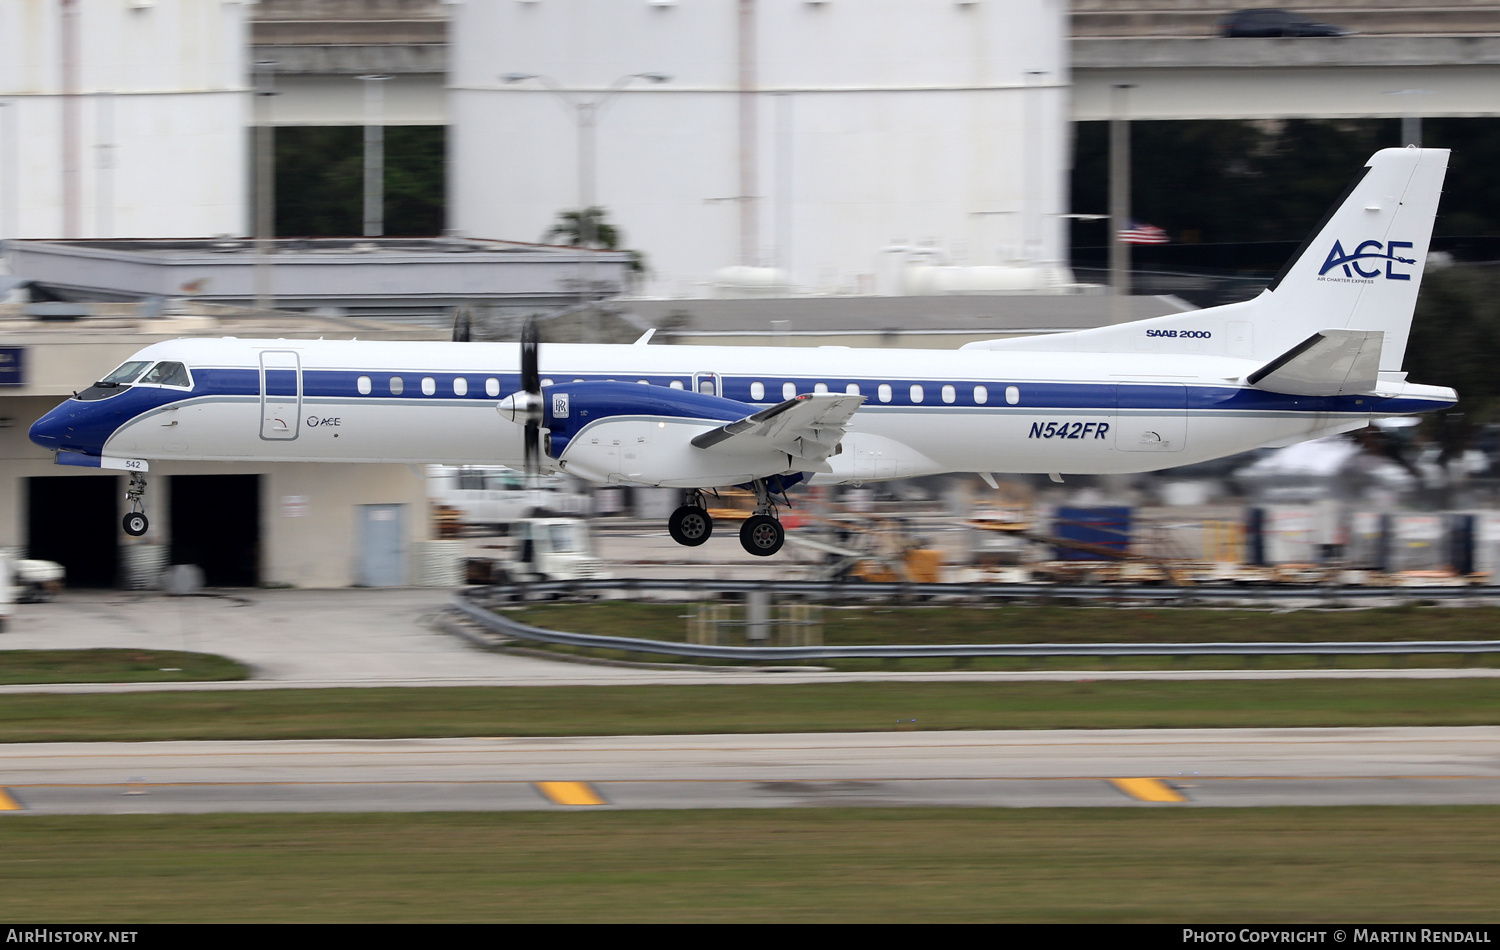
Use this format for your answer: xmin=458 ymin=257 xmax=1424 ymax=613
xmin=122 ymin=472 xmax=149 ymax=537
xmin=667 ymin=482 xmax=785 ymax=557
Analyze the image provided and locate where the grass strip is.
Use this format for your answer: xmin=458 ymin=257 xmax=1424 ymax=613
xmin=509 ymin=601 xmax=1500 ymax=644
xmin=0 ymin=649 xmax=249 ymax=686
xmin=2 ymin=808 xmax=1497 ymax=922
xmin=1 ymin=679 xmax=1497 ymax=743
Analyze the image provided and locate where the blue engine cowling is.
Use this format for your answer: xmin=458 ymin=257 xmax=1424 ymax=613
xmin=535 ymin=381 xmax=804 ymax=488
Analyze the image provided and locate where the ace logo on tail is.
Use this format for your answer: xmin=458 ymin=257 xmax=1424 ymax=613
xmin=1319 ymin=239 xmax=1416 ymax=281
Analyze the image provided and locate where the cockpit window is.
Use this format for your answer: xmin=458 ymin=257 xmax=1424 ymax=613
xmin=138 ymin=361 xmax=191 ymax=388
xmin=100 ymin=361 xmax=151 ymax=385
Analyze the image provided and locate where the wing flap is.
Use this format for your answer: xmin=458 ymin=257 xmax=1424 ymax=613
xmin=1247 ymin=329 xmax=1384 ymax=396
xmin=690 ymin=393 xmax=865 ymax=463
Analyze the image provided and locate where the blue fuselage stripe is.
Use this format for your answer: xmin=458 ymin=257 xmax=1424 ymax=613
xmin=33 ymin=366 xmax=1454 ymax=458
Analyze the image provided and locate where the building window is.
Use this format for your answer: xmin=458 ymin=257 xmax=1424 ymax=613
xmin=910 ymin=384 xmax=924 ymax=404
xmin=941 ymin=384 xmax=956 ymax=404
xmin=782 ymin=382 xmax=796 ymax=400
xmin=357 ymin=376 xmax=371 ymax=395
xmin=750 ymin=381 xmax=765 ymax=401
xmin=485 ymin=378 xmax=500 ymax=397
xmin=974 ymin=385 xmax=988 ymax=405
xmin=421 ymin=377 xmax=436 ymax=396
xmin=878 ymin=383 xmax=892 ymax=403
xmin=389 ymin=376 xmax=404 ymax=395
xmin=1006 ymin=385 xmax=1020 ymax=405
xmin=453 ymin=377 xmax=468 ymax=396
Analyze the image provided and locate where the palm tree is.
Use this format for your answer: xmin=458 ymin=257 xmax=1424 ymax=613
xmin=544 ymin=206 xmax=646 ymax=275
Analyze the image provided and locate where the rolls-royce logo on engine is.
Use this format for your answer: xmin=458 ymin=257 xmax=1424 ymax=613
xmin=552 ymin=393 xmax=570 ymax=419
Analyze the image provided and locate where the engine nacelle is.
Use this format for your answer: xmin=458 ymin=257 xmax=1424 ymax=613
xmin=536 ymin=381 xmax=796 ymax=487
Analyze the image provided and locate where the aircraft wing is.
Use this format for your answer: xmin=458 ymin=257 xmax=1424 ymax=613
xmin=1246 ymin=329 xmax=1384 ymax=396
xmin=690 ymin=393 xmax=865 ymax=467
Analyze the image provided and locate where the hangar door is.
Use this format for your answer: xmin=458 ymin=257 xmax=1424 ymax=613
xmin=170 ymin=475 xmax=261 ymax=587
xmin=27 ymin=476 xmax=119 ymax=588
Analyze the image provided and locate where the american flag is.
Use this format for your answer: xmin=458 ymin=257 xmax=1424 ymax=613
xmin=1117 ymin=221 xmax=1170 ymax=245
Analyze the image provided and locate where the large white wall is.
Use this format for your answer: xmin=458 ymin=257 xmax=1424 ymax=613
xmin=0 ymin=0 xmax=249 ymax=240
xmin=450 ymin=0 xmax=1070 ymax=297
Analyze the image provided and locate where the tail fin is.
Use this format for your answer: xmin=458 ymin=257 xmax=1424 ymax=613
xmin=966 ymin=147 xmax=1449 ymax=373
xmin=1255 ymin=146 xmax=1447 ymax=371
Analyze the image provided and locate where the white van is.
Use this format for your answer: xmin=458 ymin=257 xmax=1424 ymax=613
xmin=428 ymin=466 xmax=592 ymax=530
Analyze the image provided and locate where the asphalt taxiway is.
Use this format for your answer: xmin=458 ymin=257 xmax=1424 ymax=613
xmin=4 ymin=727 xmax=1497 ymax=814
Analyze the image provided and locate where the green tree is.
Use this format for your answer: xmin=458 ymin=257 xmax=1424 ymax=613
xmin=1409 ymin=264 xmax=1500 ymax=423
xmin=544 ymin=206 xmax=646 ymax=274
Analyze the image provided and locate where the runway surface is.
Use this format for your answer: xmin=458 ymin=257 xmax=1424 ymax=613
xmin=4 ymin=726 xmax=1498 ymax=814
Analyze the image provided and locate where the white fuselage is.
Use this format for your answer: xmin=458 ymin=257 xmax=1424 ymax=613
xmin=66 ymin=337 xmax=1448 ymax=486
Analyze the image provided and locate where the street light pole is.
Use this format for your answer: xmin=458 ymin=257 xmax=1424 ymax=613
xmin=359 ymin=74 xmax=391 ymax=237
xmin=501 ymin=71 xmax=670 ymax=253
xmin=1109 ymin=83 xmax=1136 ymax=324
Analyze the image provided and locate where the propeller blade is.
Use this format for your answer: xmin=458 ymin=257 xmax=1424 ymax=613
xmin=524 ymin=424 xmax=540 ymax=477
xmin=521 ymin=317 xmax=540 ymax=395
xmin=521 ymin=317 xmax=541 ymax=478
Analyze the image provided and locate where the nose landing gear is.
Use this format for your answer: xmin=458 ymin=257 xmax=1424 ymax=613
xmin=122 ymin=472 xmax=150 ymax=537
xmin=668 ymin=491 xmax=713 ymax=546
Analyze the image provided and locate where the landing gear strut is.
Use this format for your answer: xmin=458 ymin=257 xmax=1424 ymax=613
xmin=122 ymin=472 xmax=149 ymax=537
xmin=668 ymin=491 xmax=713 ymax=546
xmin=738 ymin=479 xmax=784 ymax=557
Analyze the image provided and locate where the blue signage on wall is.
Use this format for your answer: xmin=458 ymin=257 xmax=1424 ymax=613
xmin=0 ymin=347 xmax=24 ymax=387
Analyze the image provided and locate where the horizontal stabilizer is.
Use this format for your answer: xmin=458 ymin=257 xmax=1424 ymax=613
xmin=691 ymin=392 xmax=865 ymax=464
xmin=1246 ymin=329 xmax=1384 ymax=396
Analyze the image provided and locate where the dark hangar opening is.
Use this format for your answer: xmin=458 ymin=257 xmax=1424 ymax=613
xmin=169 ymin=475 xmax=261 ymax=588
xmin=27 ymin=475 xmax=120 ymax=588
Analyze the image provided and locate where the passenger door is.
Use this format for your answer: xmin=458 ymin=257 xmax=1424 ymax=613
xmin=259 ymin=350 xmax=302 ymax=441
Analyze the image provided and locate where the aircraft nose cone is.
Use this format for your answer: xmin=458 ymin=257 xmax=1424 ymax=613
xmin=28 ymin=404 xmax=71 ymax=450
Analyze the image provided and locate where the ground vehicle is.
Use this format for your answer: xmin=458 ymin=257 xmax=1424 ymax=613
xmin=501 ymin=517 xmax=610 ymax=583
xmin=1221 ymin=9 xmax=1351 ymax=37
xmin=428 ymin=466 xmax=590 ymax=531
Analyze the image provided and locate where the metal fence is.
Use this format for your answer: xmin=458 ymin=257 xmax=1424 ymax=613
xmin=452 ymin=579 xmax=1500 ymax=663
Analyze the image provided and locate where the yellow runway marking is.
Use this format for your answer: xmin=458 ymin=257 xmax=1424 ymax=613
xmin=1109 ymin=778 xmax=1186 ymax=803
xmin=0 ymin=788 xmax=24 ymax=811
xmin=535 ymin=781 xmax=607 ymax=806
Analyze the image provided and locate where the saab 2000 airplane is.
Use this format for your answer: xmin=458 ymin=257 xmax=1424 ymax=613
xmin=30 ymin=147 xmax=1457 ymax=557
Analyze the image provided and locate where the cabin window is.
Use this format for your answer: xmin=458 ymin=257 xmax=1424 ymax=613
xmin=782 ymin=382 xmax=796 ymax=400
xmin=542 ymin=378 xmax=554 ymax=387
xmin=357 ymin=376 xmax=372 ymax=395
xmin=453 ymin=377 xmax=468 ymax=396
xmin=1005 ymin=385 xmax=1020 ymax=405
xmin=910 ymin=384 xmax=924 ymax=404
xmin=750 ymin=381 xmax=765 ymax=401
xmin=846 ymin=383 xmax=860 ymax=396
xmin=389 ymin=376 xmax=404 ymax=395
xmin=638 ymin=379 xmax=650 ymax=385
xmin=421 ymin=377 xmax=436 ymax=396
xmin=814 ymin=383 xmax=828 ymax=394
xmin=941 ymin=384 xmax=956 ymax=404
xmin=699 ymin=379 xmax=716 ymax=395
xmin=974 ymin=385 xmax=988 ymax=405
xmin=878 ymin=383 xmax=892 ymax=403
xmin=670 ymin=380 xmax=684 ymax=390
xmin=485 ymin=378 xmax=500 ymax=397
xmin=140 ymin=361 xmax=191 ymax=388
